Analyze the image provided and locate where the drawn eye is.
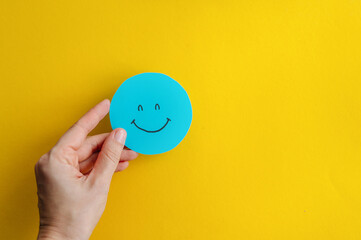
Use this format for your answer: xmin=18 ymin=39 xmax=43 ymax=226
xmin=155 ymin=103 xmax=160 ymax=110
xmin=138 ymin=105 xmax=143 ymax=111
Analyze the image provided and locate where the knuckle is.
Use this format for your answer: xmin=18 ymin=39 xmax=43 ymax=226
xmin=70 ymin=121 xmax=87 ymax=136
xmin=35 ymin=153 xmax=50 ymax=176
xmin=36 ymin=153 xmax=49 ymax=167
xmin=34 ymin=162 xmax=39 ymax=174
xmin=49 ymin=146 xmax=66 ymax=160
xmin=101 ymin=148 xmax=120 ymax=164
xmin=74 ymin=118 xmax=94 ymax=134
xmin=49 ymin=147 xmax=60 ymax=159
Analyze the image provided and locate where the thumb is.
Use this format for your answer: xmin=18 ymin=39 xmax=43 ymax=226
xmin=89 ymin=128 xmax=127 ymax=184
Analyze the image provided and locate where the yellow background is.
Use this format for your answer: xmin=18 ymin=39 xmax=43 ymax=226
xmin=1 ymin=0 xmax=361 ymax=239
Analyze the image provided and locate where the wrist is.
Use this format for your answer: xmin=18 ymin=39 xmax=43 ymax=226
xmin=38 ymin=225 xmax=71 ymax=240
xmin=38 ymin=220 xmax=91 ymax=240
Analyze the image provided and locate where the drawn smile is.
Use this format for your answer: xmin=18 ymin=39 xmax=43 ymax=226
xmin=131 ymin=118 xmax=171 ymax=133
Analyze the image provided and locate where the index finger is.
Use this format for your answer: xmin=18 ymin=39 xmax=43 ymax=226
xmin=56 ymin=99 xmax=110 ymax=149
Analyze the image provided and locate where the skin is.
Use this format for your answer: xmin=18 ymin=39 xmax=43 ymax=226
xmin=35 ymin=99 xmax=138 ymax=240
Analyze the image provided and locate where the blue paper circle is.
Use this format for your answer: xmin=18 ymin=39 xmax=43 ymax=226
xmin=110 ymin=73 xmax=192 ymax=155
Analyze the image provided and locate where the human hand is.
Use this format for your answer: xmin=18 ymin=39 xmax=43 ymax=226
xmin=35 ymin=99 xmax=138 ymax=240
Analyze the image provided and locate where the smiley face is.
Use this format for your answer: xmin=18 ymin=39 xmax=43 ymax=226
xmin=130 ymin=103 xmax=171 ymax=133
xmin=109 ymin=73 xmax=192 ymax=155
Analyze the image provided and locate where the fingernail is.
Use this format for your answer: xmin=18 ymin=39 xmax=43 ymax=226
xmin=114 ymin=129 xmax=126 ymax=144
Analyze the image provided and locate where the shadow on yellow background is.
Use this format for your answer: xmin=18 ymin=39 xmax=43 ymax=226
xmin=1 ymin=0 xmax=361 ymax=239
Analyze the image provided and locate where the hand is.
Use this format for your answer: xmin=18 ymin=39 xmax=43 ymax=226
xmin=35 ymin=99 xmax=138 ymax=240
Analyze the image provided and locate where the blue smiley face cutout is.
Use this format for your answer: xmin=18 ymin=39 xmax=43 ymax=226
xmin=109 ymin=73 xmax=192 ymax=155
